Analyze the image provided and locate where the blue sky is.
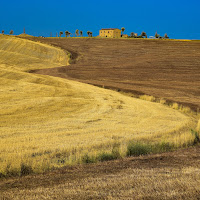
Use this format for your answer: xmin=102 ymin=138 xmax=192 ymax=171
xmin=0 ymin=0 xmax=200 ymax=39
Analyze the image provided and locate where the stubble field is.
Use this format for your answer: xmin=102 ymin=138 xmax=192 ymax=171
xmin=0 ymin=35 xmax=199 ymax=199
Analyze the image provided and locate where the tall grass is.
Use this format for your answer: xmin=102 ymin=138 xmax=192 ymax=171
xmin=126 ymin=142 xmax=174 ymax=157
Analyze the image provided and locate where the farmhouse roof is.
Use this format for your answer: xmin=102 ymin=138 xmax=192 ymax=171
xmin=101 ymin=28 xmax=120 ymax=30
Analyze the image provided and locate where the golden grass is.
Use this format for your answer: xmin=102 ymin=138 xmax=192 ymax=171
xmin=0 ymin=35 xmax=197 ymax=176
xmin=0 ymin=35 xmax=68 ymax=71
xmin=197 ymin=118 xmax=200 ymax=131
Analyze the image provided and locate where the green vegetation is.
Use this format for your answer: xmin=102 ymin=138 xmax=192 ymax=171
xmin=121 ymin=27 xmax=125 ymax=35
xmin=9 ymin=30 xmax=14 ymax=35
xmin=130 ymin=32 xmax=135 ymax=37
xmin=155 ymin=31 xmax=159 ymax=38
xmin=75 ymin=29 xmax=79 ymax=37
xmin=80 ymin=30 xmax=83 ymax=37
xmin=164 ymin=33 xmax=169 ymax=38
xmin=140 ymin=31 xmax=147 ymax=38
xmin=59 ymin=31 xmax=63 ymax=37
xmin=191 ymin=129 xmax=200 ymax=144
xmin=65 ymin=31 xmax=70 ymax=37
xmin=87 ymin=31 xmax=92 ymax=37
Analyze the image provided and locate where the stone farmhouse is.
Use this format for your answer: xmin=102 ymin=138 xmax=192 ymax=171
xmin=99 ymin=28 xmax=121 ymax=38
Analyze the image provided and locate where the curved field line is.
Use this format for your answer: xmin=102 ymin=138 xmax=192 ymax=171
xmin=0 ymin=35 xmax=196 ymax=175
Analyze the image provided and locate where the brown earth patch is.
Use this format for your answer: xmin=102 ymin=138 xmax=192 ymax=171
xmin=30 ymin=38 xmax=200 ymax=112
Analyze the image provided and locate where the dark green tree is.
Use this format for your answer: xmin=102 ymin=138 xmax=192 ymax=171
xmin=155 ymin=31 xmax=159 ymax=38
xmin=140 ymin=31 xmax=147 ymax=38
xmin=121 ymin=27 xmax=125 ymax=35
xmin=65 ymin=31 xmax=70 ymax=37
xmin=80 ymin=31 xmax=83 ymax=37
xmin=164 ymin=33 xmax=169 ymax=39
xmin=87 ymin=31 xmax=91 ymax=37
xmin=75 ymin=29 xmax=79 ymax=37
xmin=130 ymin=32 xmax=135 ymax=37
xmin=59 ymin=31 xmax=63 ymax=37
xmin=10 ymin=30 xmax=14 ymax=35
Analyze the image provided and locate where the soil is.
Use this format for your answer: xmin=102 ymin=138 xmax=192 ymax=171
xmin=31 ymin=38 xmax=200 ymax=111
xmin=0 ymin=146 xmax=200 ymax=199
xmin=1 ymin=37 xmax=199 ymax=199
xmin=0 ymin=146 xmax=199 ymax=189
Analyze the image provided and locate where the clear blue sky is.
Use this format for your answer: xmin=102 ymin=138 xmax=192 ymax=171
xmin=0 ymin=0 xmax=200 ymax=39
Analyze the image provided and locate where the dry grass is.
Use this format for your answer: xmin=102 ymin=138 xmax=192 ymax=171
xmin=197 ymin=118 xmax=200 ymax=131
xmin=0 ymin=35 xmax=68 ymax=71
xmin=1 ymin=147 xmax=200 ymax=200
xmin=0 ymin=35 xmax=197 ymax=176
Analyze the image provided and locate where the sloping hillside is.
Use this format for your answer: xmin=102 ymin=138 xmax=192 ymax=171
xmin=0 ymin=36 xmax=197 ymax=175
xmin=32 ymin=37 xmax=200 ymax=111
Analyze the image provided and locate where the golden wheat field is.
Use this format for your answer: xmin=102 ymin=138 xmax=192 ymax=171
xmin=0 ymin=35 xmax=198 ymax=176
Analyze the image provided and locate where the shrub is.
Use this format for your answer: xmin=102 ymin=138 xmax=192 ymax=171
xmin=98 ymin=145 xmax=121 ymax=162
xmin=191 ymin=129 xmax=200 ymax=145
xmin=98 ymin=152 xmax=116 ymax=162
xmin=153 ymin=142 xmax=173 ymax=153
xmin=82 ymin=154 xmax=95 ymax=164
xmin=127 ymin=142 xmax=152 ymax=156
xmin=20 ymin=163 xmax=33 ymax=176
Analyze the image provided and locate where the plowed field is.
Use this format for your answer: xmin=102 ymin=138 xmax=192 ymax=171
xmin=32 ymin=38 xmax=200 ymax=111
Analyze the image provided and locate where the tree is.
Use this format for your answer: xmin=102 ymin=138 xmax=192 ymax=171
xmin=75 ymin=29 xmax=79 ymax=37
xmin=140 ymin=31 xmax=147 ymax=38
xmin=65 ymin=31 xmax=70 ymax=37
xmin=59 ymin=31 xmax=63 ymax=37
xmin=2 ymin=30 xmax=4 ymax=34
xmin=10 ymin=30 xmax=14 ymax=35
xmin=87 ymin=31 xmax=91 ymax=37
xmin=155 ymin=31 xmax=159 ymax=38
xmin=164 ymin=33 xmax=169 ymax=39
xmin=80 ymin=31 xmax=83 ymax=37
xmin=121 ymin=27 xmax=125 ymax=35
xmin=130 ymin=32 xmax=135 ymax=37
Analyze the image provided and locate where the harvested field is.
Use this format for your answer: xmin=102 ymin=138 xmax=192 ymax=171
xmin=1 ymin=146 xmax=200 ymax=199
xmin=0 ymin=35 xmax=196 ymax=176
xmin=0 ymin=36 xmax=199 ymax=199
xmin=31 ymin=38 xmax=200 ymax=111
